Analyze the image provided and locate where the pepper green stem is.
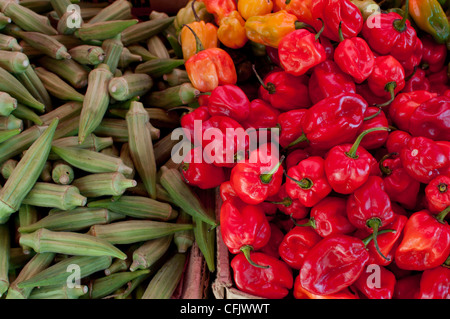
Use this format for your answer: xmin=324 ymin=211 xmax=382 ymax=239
xmin=266 ymin=197 xmax=293 ymax=207
xmin=346 ymin=127 xmax=389 ymax=159
xmin=315 ymin=18 xmax=325 ymax=41
xmin=378 ymin=152 xmax=398 ymax=176
xmin=290 ymin=215 xmax=316 ymax=229
xmin=374 ymin=81 xmax=397 ymax=107
xmin=240 ymin=245 xmax=270 ymax=269
xmin=444 ymin=255 xmax=450 ymax=268
xmin=183 ymin=24 xmax=204 ymax=53
xmin=438 ymin=183 xmax=448 ymax=193
xmin=393 ymin=0 xmax=410 ymax=32
xmin=366 ymin=217 xmax=390 ymax=261
xmin=252 ymin=64 xmax=276 ymax=94
xmin=191 ymin=0 xmax=200 ymax=22
xmin=361 ymin=229 xmax=396 ymax=246
xmin=363 ymin=107 xmax=382 ymax=121
xmin=284 ymin=172 xmax=313 ymax=190
xmin=436 ymin=206 xmax=450 ymax=224
xmin=338 ymin=21 xmax=345 ymax=42
xmin=260 ymin=155 xmax=285 ymax=184
xmin=294 ymin=21 xmax=317 ymax=33
xmin=286 ymin=132 xmax=308 ymax=149
xmin=285 ymin=0 xmax=291 ymax=4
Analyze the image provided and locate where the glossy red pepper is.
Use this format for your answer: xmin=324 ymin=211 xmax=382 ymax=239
xmin=181 ymin=146 xmax=227 ymax=189
xmin=293 ymin=93 xmax=368 ymax=150
xmin=357 ymin=107 xmax=389 ymax=150
xmin=425 ymin=175 xmax=450 ymax=214
xmin=241 ymin=99 xmax=280 ymax=130
xmin=294 ymin=276 xmax=359 ymax=299
xmin=299 ymin=234 xmax=370 ymax=295
xmin=219 ymin=180 xmax=237 ymax=202
xmin=285 ymin=149 xmax=310 ymax=170
xmin=220 ymin=196 xmax=271 ymax=267
xmin=308 ymin=60 xmax=356 ymax=105
xmin=230 ymin=143 xmax=284 ymax=205
xmin=285 ymin=156 xmax=332 ymax=207
xmin=353 ymin=265 xmax=396 ymax=299
xmin=393 ymin=274 xmax=422 ymax=299
xmin=397 ymin=37 xmax=423 ymax=77
xmin=231 ymin=252 xmax=294 ymax=299
xmin=278 ymin=223 xmax=323 ymax=269
xmin=408 ymin=95 xmax=450 ymax=141
xmin=278 ymin=27 xmax=327 ymax=76
xmin=428 ymin=66 xmax=450 ymax=96
xmin=259 ymin=223 xmax=285 ymax=259
xmin=324 ymin=127 xmax=387 ymax=195
xmin=265 ymin=183 xmax=308 ymax=219
xmin=180 ymin=106 xmax=210 ymax=145
xmin=395 ymin=207 xmax=450 ymax=271
xmin=356 ymin=82 xmax=388 ymax=106
xmin=421 ymin=35 xmax=447 ymax=73
xmin=256 ymin=69 xmax=312 ymax=111
xmin=277 ymin=109 xmax=308 ymax=149
xmin=418 ymin=265 xmax=450 ymax=299
xmin=402 ymin=68 xmax=431 ymax=93
xmin=385 ymin=130 xmax=412 ymax=154
xmin=367 ymin=55 xmax=406 ymax=107
xmin=347 ymin=176 xmax=395 ymax=261
xmin=207 ymin=84 xmax=250 ymax=122
xmin=400 ymin=136 xmax=449 ymax=184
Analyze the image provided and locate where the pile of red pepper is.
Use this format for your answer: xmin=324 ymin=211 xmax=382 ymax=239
xmin=177 ymin=0 xmax=450 ymax=299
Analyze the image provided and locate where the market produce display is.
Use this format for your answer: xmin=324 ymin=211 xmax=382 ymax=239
xmin=0 ymin=0 xmax=448 ymax=301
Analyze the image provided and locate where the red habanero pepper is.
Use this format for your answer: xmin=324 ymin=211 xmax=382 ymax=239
xmin=230 ymin=143 xmax=284 ymax=205
xmin=388 ymin=90 xmax=437 ymax=132
xmin=334 ymin=21 xmax=375 ymax=84
xmin=436 ymin=141 xmax=450 ymax=177
xmin=347 ymin=176 xmax=395 ymax=261
xmin=219 ymin=180 xmax=237 ymax=202
xmin=353 ymin=265 xmax=396 ymax=299
xmin=273 ymin=0 xmax=316 ymax=26
xmin=277 ymin=109 xmax=308 ymax=149
xmin=278 ymin=223 xmax=323 ymax=270
xmin=231 ymin=252 xmax=294 ymax=299
xmin=207 ymin=84 xmax=250 ymax=122
xmin=421 ymin=35 xmax=447 ymax=73
xmin=259 ymin=223 xmax=285 ymax=259
xmin=255 ymin=68 xmax=312 ymax=111
xmin=418 ymin=265 xmax=450 ymax=299
xmin=428 ymin=66 xmax=450 ymax=96
xmin=385 ymin=130 xmax=412 ymax=154
xmin=324 ymin=127 xmax=388 ymax=195
xmin=356 ymin=82 xmax=388 ymax=106
xmin=397 ymin=37 xmax=423 ymax=77
xmin=319 ymin=36 xmax=334 ymax=60
xmin=292 ymin=93 xmax=368 ymax=150
xmin=286 ymin=149 xmax=310 ymax=170
xmin=299 ymin=234 xmax=370 ymax=295
xmin=180 ymin=106 xmax=210 ymax=145
xmin=425 ymin=175 xmax=450 ymax=214
xmin=393 ymin=274 xmax=422 ymax=299
xmin=241 ymin=99 xmax=280 ymax=130
xmin=181 ymin=146 xmax=227 ymax=189
xmin=395 ymin=207 xmax=450 ymax=271
xmin=399 ymin=136 xmax=448 ymax=184
xmin=265 ymin=183 xmax=308 ymax=219
xmin=357 ymin=107 xmax=389 ymax=150
xmin=408 ymin=95 xmax=450 ymax=141
xmin=201 ymin=0 xmax=237 ymax=24
xmin=294 ymin=276 xmax=359 ymax=299
xmin=220 ymin=196 xmax=271 ymax=268
xmin=402 ymin=68 xmax=431 ymax=93
xmin=285 ymin=156 xmax=332 ymax=207
xmin=278 ymin=24 xmax=327 ymax=76
xmin=308 ymin=60 xmax=356 ymax=105
xmin=367 ymin=55 xmax=406 ymax=107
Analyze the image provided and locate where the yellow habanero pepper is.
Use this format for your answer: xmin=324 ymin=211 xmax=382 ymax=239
xmin=238 ymin=0 xmax=274 ymax=21
xmin=244 ymin=10 xmax=298 ymax=48
xmin=181 ymin=20 xmax=218 ymax=61
xmin=217 ymin=11 xmax=248 ymax=49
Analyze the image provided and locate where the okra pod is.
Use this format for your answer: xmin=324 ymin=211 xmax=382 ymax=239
xmin=69 ymin=45 xmax=105 ymax=66
xmin=141 ymin=253 xmax=186 ymax=299
xmin=72 ymin=172 xmax=136 ymax=198
xmin=119 ymin=142 xmax=134 ymax=179
xmin=117 ymin=47 xmax=142 ymax=69
xmin=147 ymin=35 xmax=170 ymax=59
xmin=18 ymin=31 xmax=71 ymax=60
xmin=129 ymin=235 xmax=173 ymax=272
xmin=108 ymin=73 xmax=153 ymax=101
xmin=88 ymin=0 xmax=132 ymax=24
xmin=142 ymin=83 xmax=200 ymax=109
xmin=40 ymin=101 xmax=82 ymax=125
xmin=121 ymin=16 xmax=175 ymax=46
xmin=39 ymin=160 xmax=52 ymax=182
xmin=29 ymin=284 xmax=88 ymax=299
xmin=0 ymin=33 xmax=22 ymax=51
xmin=21 ymin=182 xmax=87 ymax=211
xmin=17 ymin=255 xmax=112 ymax=289
xmin=163 ymin=69 xmax=190 ymax=87
xmin=93 ymin=118 xmax=129 ymax=142
xmin=87 ymin=195 xmax=177 ymax=221
xmin=19 ymin=228 xmax=127 ymax=260
xmin=19 ymin=207 xmax=124 ymax=233
xmin=1 ymin=158 xmax=17 ymax=179
xmin=87 ymin=219 xmax=193 ymax=245
xmin=99 ymin=144 xmax=119 ymax=157
xmin=114 ymin=271 xmax=151 ymax=299
xmin=12 ymin=103 xmax=43 ymax=125
xmin=0 ymin=224 xmax=10 ymax=297
xmin=127 ymin=44 xmax=158 ymax=62
xmin=0 ymin=127 xmax=21 ymax=143
xmin=0 ymin=11 xmax=10 ymax=29
xmin=0 ymin=118 xmax=58 ymax=223
xmin=15 ymin=65 xmax=53 ymax=110
xmin=53 ymin=115 xmax=79 ymax=140
xmin=38 ymin=56 xmax=89 ymax=89
xmin=173 ymin=0 xmax=213 ymax=34
xmin=49 ymin=0 xmax=72 ymax=17
xmin=0 ymin=66 xmax=45 ymax=112
xmin=0 ymin=114 xmax=22 ymax=131
xmin=34 ymin=67 xmax=85 ymax=102
xmin=51 ymin=161 xmax=74 ymax=185
xmin=75 ymin=19 xmax=138 ymax=42
xmin=174 ymin=210 xmax=194 ymax=253
xmin=126 ymin=101 xmax=157 ymax=199
xmin=5 ymin=252 xmax=55 ymax=299
xmin=105 ymin=256 xmax=131 ymax=276
xmin=56 ymin=10 xmax=82 ymax=36
xmin=154 ymin=133 xmax=183 ymax=167
xmin=51 ymin=145 xmax=133 ymax=175
xmin=0 ymin=91 xmax=17 ymax=116
xmin=17 ymin=204 xmax=38 ymax=253
xmin=8 ymin=247 xmax=35 ymax=270
xmin=160 ymin=166 xmax=218 ymax=227
xmin=51 ymin=34 xmax=84 ymax=50
xmin=0 ymin=124 xmax=45 ymax=164
xmin=102 ymin=34 xmax=123 ymax=74
xmin=78 ymin=63 xmax=112 ymax=144
xmin=135 ymin=58 xmax=185 ymax=79
xmin=52 ymin=134 xmax=113 ymax=152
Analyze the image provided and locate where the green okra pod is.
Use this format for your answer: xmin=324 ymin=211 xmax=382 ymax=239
xmin=102 ymin=34 xmax=123 ymax=74
xmin=114 ymin=271 xmax=151 ymax=299
xmin=38 ymin=56 xmax=89 ymax=89
xmin=0 ymin=66 xmax=45 ymax=112
xmin=129 ymin=235 xmax=173 ymax=272
xmin=0 ymin=50 xmax=29 ymax=73
xmin=0 ymin=128 xmax=21 ymax=143
xmin=119 ymin=142 xmax=135 ymax=179
xmin=21 ymin=182 xmax=87 ymax=211
xmin=0 ymin=114 xmax=22 ymax=131
xmin=39 ymin=161 xmax=52 ymax=183
xmin=174 ymin=210 xmax=194 ymax=254
xmin=142 ymin=83 xmax=200 ymax=109
xmin=147 ymin=35 xmax=170 ymax=59
xmin=17 ymin=255 xmax=112 ymax=289
xmin=93 ymin=118 xmax=129 ymax=143
xmin=88 ymin=0 xmax=132 ymax=24
xmin=141 ymin=253 xmax=186 ymax=299
xmin=18 ymin=31 xmax=71 ymax=60
xmin=51 ymin=145 xmax=133 ymax=175
xmin=75 ymin=19 xmax=138 ymax=42
xmin=105 ymin=257 xmax=131 ymax=276
xmin=40 ymin=101 xmax=82 ymax=125
xmin=17 ymin=204 xmax=38 ymax=253
xmin=0 ymin=11 xmax=11 ymax=29
xmin=15 ymin=65 xmax=53 ymax=110
xmin=126 ymin=101 xmax=157 ymax=199
xmin=29 ymin=284 xmax=88 ymax=299
xmin=19 ymin=228 xmax=127 ymax=260
xmin=12 ymin=103 xmax=44 ymax=125
xmin=87 ymin=219 xmax=193 ymax=245
xmin=72 ymin=172 xmax=137 ymax=198
xmin=34 ymin=67 xmax=85 ymax=102
xmin=52 ymin=134 xmax=113 ymax=152
xmin=8 ymin=247 xmax=35 ymax=270
xmin=18 ymin=207 xmax=124 ymax=233
xmin=0 ymin=33 xmax=22 ymax=51
xmin=78 ymin=63 xmax=112 ymax=144
xmin=0 ymin=224 xmax=10 ymax=297
xmin=87 ymin=195 xmax=177 ymax=221
xmin=51 ymin=161 xmax=75 ymax=185
xmin=1 ymin=158 xmax=17 ymax=179
xmin=49 ymin=0 xmax=73 ymax=17
xmin=108 ymin=73 xmax=153 ymax=102
xmin=117 ymin=47 xmax=142 ymax=69
xmin=163 ymin=69 xmax=190 ymax=87
xmin=121 ymin=16 xmax=175 ymax=46
xmin=127 ymin=44 xmax=158 ymax=62
xmin=0 ymin=118 xmax=58 ymax=224
xmin=69 ymin=45 xmax=105 ymax=66
xmin=135 ymin=58 xmax=185 ymax=78
xmin=0 ymin=124 xmax=46 ymax=164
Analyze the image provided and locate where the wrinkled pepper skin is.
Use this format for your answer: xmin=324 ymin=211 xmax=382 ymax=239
xmin=217 ymin=11 xmax=248 ymax=49
xmin=367 ymin=55 xmax=406 ymax=102
xmin=180 ymin=106 xmax=210 ymax=145
xmin=408 ymin=0 xmax=449 ymax=44
xmin=299 ymin=234 xmax=370 ymax=295
xmin=420 ymin=35 xmax=447 ymax=73
xmin=231 ymin=252 xmax=294 ymax=299
xmin=207 ymin=84 xmax=250 ymax=122
xmin=386 ymin=130 xmax=412 ymax=154
xmin=294 ymin=276 xmax=359 ymax=299
xmin=181 ymin=21 xmax=218 ymax=61
xmin=201 ymin=0 xmax=237 ymax=24
xmin=418 ymin=266 xmax=450 ymax=299
xmin=273 ymin=0 xmax=316 ymax=26
xmin=266 ymin=183 xmax=308 ymax=219
xmin=237 ymin=0 xmax=273 ymax=20
xmin=241 ymin=99 xmax=280 ymax=130
xmin=277 ymin=109 xmax=308 ymax=149
xmin=356 ymin=107 xmax=389 ymax=150
xmin=354 ymin=265 xmax=396 ymax=299
xmin=425 ymin=175 xmax=450 ymax=213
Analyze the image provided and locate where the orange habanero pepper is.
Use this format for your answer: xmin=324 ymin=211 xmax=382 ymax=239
xmin=217 ymin=10 xmax=248 ymax=49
